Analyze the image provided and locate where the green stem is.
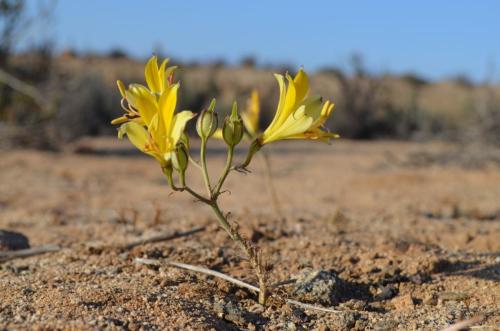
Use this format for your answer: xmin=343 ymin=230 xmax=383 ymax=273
xmin=164 ymin=168 xmax=212 ymax=204
xmin=183 ymin=186 xmax=212 ymax=205
xmin=210 ymin=203 xmax=244 ymax=249
xmin=189 ymin=156 xmax=203 ymax=170
xmin=179 ymin=139 xmax=268 ymax=305
xmin=210 ymin=201 xmax=268 ymax=305
xmin=213 ymin=145 xmax=234 ymax=195
xmin=200 ymin=138 xmax=212 ymax=197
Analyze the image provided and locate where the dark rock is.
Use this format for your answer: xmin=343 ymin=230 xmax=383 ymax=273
xmin=409 ymin=272 xmax=432 ymax=284
xmin=292 ymin=269 xmax=343 ymax=306
xmin=0 ymin=230 xmax=30 ymax=251
xmin=214 ymin=300 xmax=264 ymax=327
xmin=374 ymin=285 xmax=398 ymax=301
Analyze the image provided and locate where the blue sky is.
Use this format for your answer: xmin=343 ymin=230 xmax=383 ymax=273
xmin=27 ymin=0 xmax=500 ymax=81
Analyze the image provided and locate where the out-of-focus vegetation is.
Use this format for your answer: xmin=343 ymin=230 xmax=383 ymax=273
xmin=0 ymin=1 xmax=499 ymax=149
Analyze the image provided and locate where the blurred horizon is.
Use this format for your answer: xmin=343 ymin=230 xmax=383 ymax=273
xmin=22 ymin=0 xmax=500 ymax=83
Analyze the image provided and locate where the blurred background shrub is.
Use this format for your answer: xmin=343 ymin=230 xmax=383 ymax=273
xmin=0 ymin=0 xmax=499 ymax=149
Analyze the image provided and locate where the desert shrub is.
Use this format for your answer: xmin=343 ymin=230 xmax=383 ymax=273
xmin=240 ymin=55 xmax=257 ymax=68
xmin=108 ymin=48 xmax=128 ymax=59
xmin=401 ymin=73 xmax=428 ymax=87
xmin=466 ymin=84 xmax=500 ymax=145
xmin=53 ymin=74 xmax=120 ymax=141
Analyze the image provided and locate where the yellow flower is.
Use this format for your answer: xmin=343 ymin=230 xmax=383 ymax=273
xmin=259 ymin=68 xmax=338 ymax=144
xmin=114 ymin=56 xmax=194 ymax=168
xmin=111 ymin=56 xmax=177 ymax=125
xmin=241 ymin=90 xmax=260 ymax=137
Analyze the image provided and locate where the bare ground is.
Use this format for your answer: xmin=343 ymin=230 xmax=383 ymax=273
xmin=0 ymin=139 xmax=499 ymax=330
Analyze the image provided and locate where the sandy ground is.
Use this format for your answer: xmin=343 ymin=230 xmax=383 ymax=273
xmin=0 ymin=139 xmax=499 ymax=330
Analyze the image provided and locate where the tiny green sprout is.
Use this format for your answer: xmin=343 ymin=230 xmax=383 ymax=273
xmin=112 ymin=56 xmax=338 ymax=306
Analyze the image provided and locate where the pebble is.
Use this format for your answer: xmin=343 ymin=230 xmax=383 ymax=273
xmin=374 ymin=285 xmax=398 ymax=301
xmin=214 ymin=300 xmax=262 ymax=327
xmin=292 ymin=269 xmax=343 ymax=305
xmin=0 ymin=230 xmax=30 ymax=251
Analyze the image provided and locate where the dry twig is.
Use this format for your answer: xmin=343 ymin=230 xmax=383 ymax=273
xmin=123 ymin=226 xmax=205 ymax=250
xmin=134 ymin=258 xmax=353 ymax=314
xmin=440 ymin=315 xmax=485 ymax=331
xmin=0 ymin=244 xmax=60 ymax=262
xmin=0 ymin=68 xmax=48 ymax=112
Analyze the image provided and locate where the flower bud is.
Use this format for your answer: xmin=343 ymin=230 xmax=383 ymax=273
xmin=172 ymin=142 xmax=189 ymax=173
xmin=223 ymin=102 xmax=244 ymax=147
xmin=179 ymin=132 xmax=190 ymax=150
xmin=162 ymin=164 xmax=175 ymax=188
xmin=196 ymin=99 xmax=218 ymax=139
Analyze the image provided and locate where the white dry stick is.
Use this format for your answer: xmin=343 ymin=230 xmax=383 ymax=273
xmin=440 ymin=315 xmax=485 ymax=331
xmin=134 ymin=258 xmax=355 ymax=314
xmin=123 ymin=226 xmax=206 ymax=250
xmin=0 ymin=244 xmax=60 ymax=262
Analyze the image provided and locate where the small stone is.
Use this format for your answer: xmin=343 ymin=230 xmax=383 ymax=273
xmin=0 ymin=230 xmax=30 ymax=251
xmin=409 ymin=272 xmax=432 ymax=284
xmin=374 ymin=285 xmax=398 ymax=301
xmin=213 ymin=300 xmax=262 ymax=327
xmin=21 ymin=288 xmax=35 ymax=296
xmin=292 ymin=269 xmax=343 ymax=306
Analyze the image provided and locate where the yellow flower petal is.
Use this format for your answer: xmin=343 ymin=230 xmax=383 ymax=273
xmin=111 ymin=115 xmax=129 ymax=125
xmin=293 ymin=68 xmax=309 ymax=103
xmin=170 ymin=111 xmax=196 ymax=145
xmin=302 ymin=96 xmax=323 ymax=121
xmin=119 ymin=122 xmax=165 ymax=164
xmin=241 ymin=90 xmax=260 ymax=136
xmin=117 ymin=80 xmax=126 ymax=98
xmin=262 ymin=106 xmax=314 ymax=144
xmin=283 ymin=73 xmax=297 ymax=119
xmin=213 ymin=128 xmax=224 ymax=139
xmin=145 ymin=56 xmax=162 ymax=93
xmin=126 ymin=84 xmax=158 ymax=126
xmin=118 ymin=122 xmax=148 ymax=148
xmin=159 ymin=83 xmax=179 ymax=136
xmin=264 ymin=74 xmax=286 ymax=134
xmin=158 ymin=58 xmax=168 ymax=89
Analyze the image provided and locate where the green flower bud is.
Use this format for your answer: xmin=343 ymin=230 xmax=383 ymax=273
xmin=196 ymin=99 xmax=218 ymax=139
xmin=179 ymin=132 xmax=190 ymax=150
xmin=223 ymin=102 xmax=244 ymax=147
xmin=162 ymin=164 xmax=175 ymax=188
xmin=172 ymin=142 xmax=189 ymax=173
